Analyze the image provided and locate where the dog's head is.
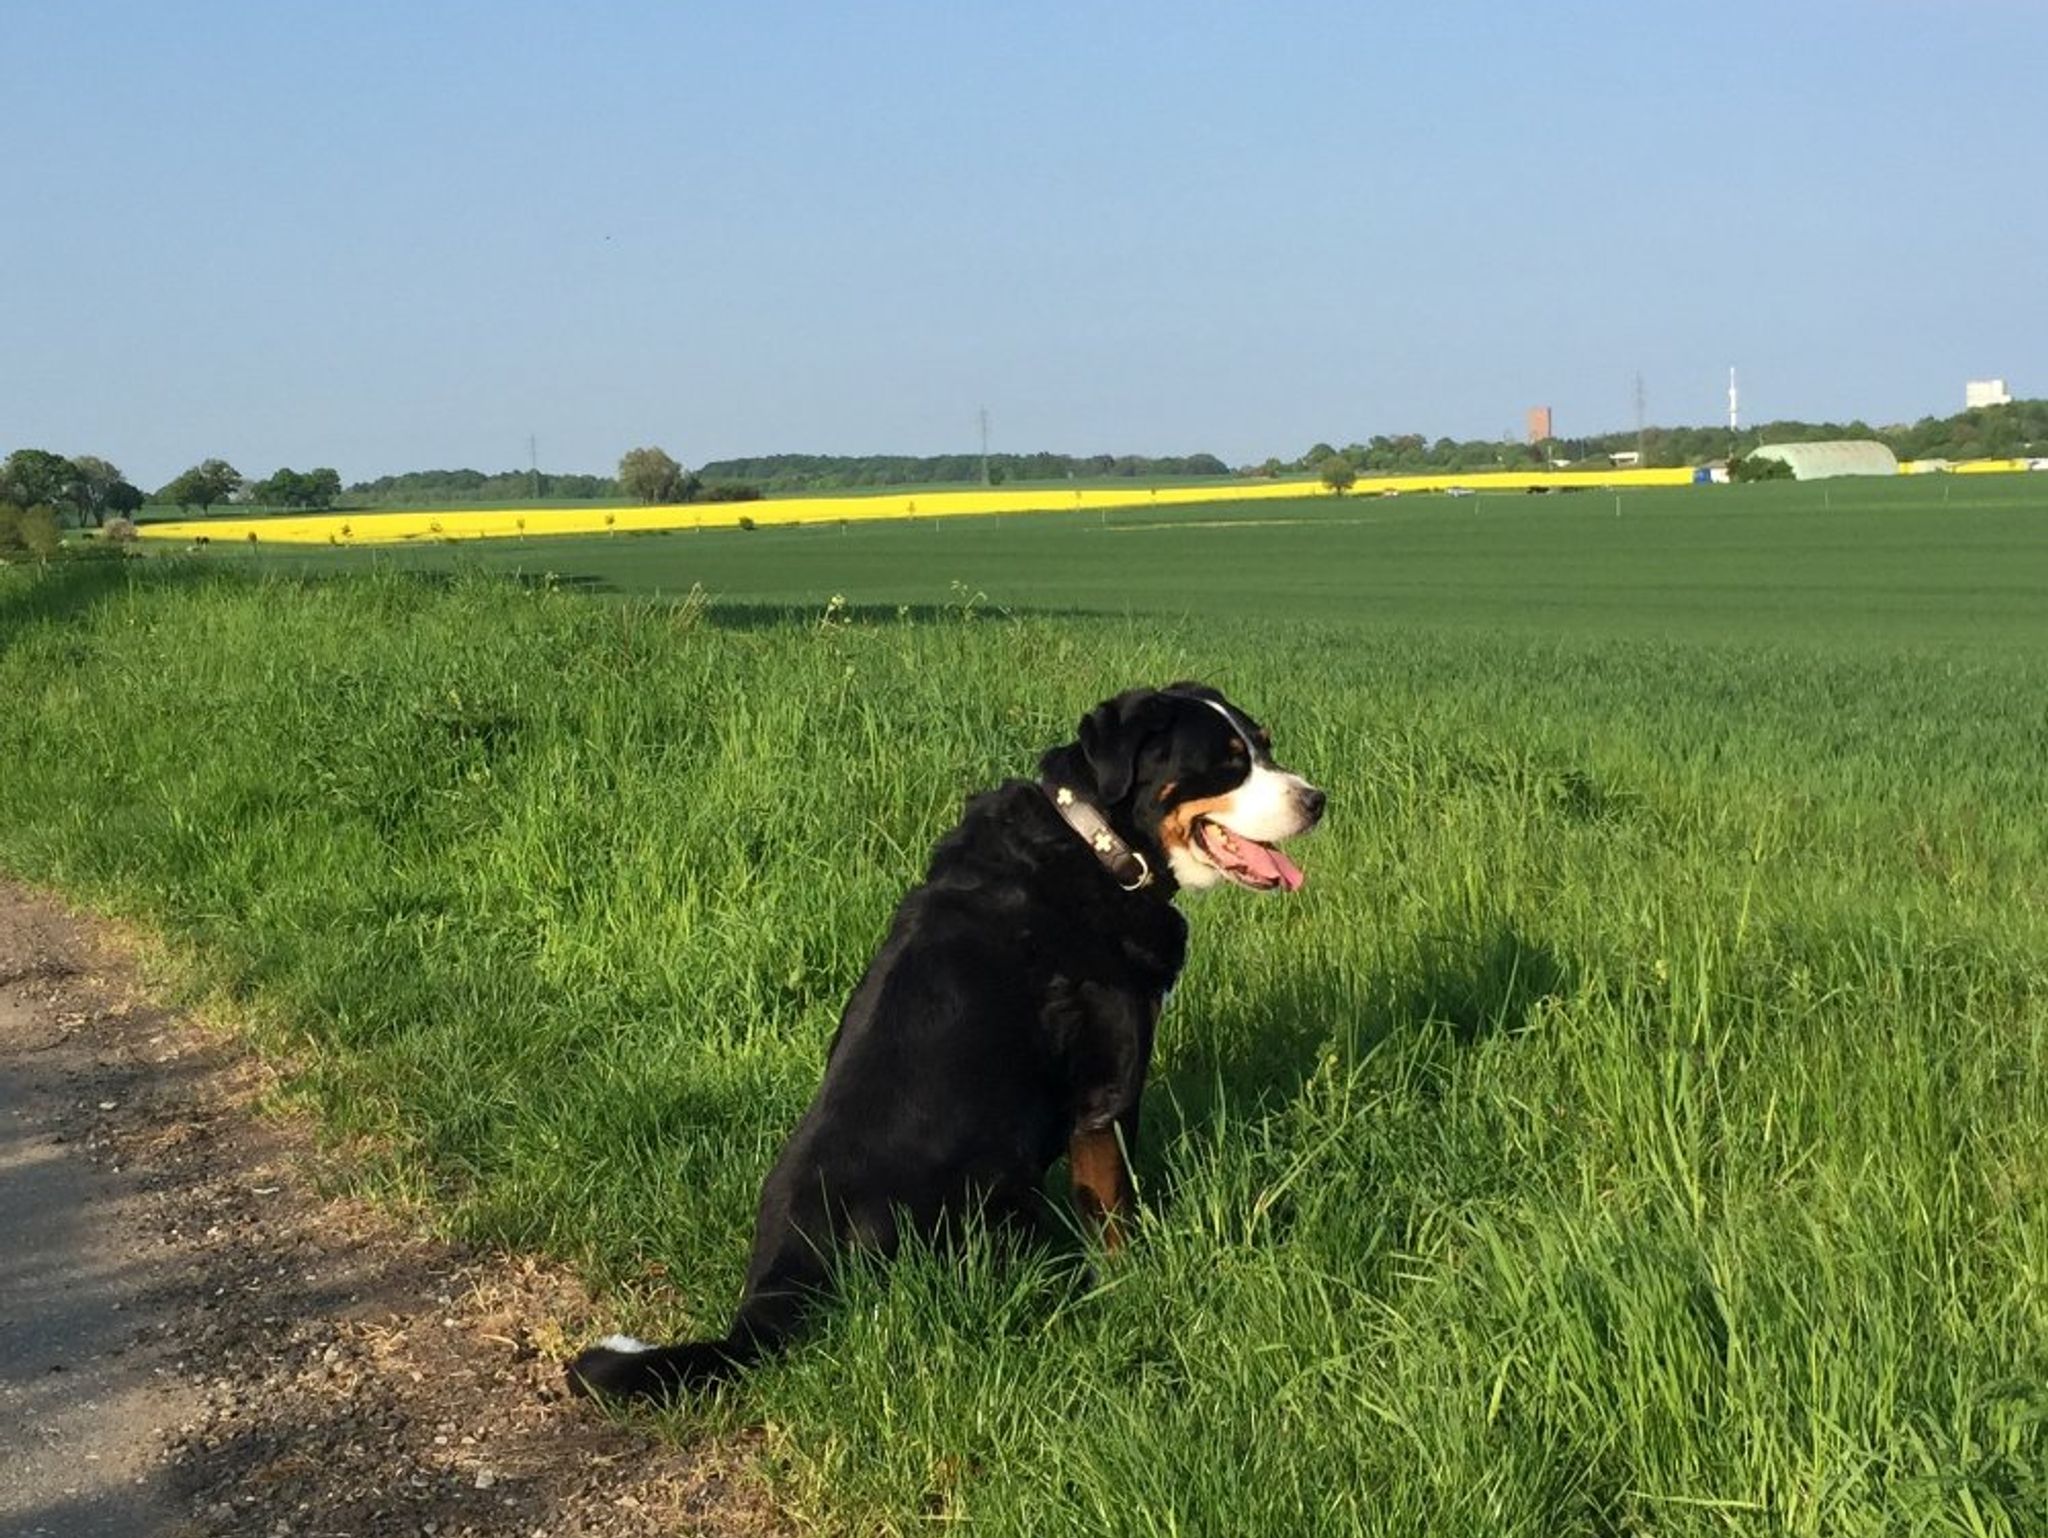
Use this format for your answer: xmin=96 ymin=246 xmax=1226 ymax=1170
xmin=1043 ymin=683 xmax=1325 ymax=894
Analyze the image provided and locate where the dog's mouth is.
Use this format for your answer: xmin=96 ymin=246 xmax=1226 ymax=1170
xmin=1193 ymin=817 xmax=1305 ymax=892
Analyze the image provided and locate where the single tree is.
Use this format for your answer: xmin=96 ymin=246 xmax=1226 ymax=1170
xmin=1318 ymin=456 xmax=1357 ymax=495
xmin=618 ymin=446 xmax=687 ymax=504
xmin=251 ymin=469 xmax=298 ymax=507
xmin=160 ymin=459 xmax=244 ymax=513
xmin=302 ymin=467 xmax=342 ymax=509
xmin=1 ymin=448 xmax=76 ymax=511
xmin=68 ymin=455 xmax=143 ymax=526
xmin=106 ymin=478 xmax=145 ymax=520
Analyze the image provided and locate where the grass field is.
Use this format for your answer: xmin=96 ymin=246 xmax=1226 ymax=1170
xmin=3 ymin=475 xmax=2044 ymax=1533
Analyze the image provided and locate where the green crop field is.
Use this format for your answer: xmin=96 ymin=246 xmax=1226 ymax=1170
xmin=206 ymin=473 xmax=2048 ymax=649
xmin=3 ymin=474 xmax=2045 ymax=1534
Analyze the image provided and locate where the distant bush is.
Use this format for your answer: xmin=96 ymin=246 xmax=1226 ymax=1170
xmin=1728 ymin=454 xmax=1795 ymax=483
xmin=695 ymin=482 xmax=764 ymax=503
xmin=0 ymin=505 xmax=63 ymax=560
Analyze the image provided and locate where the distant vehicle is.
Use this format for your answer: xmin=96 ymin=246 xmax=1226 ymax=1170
xmin=1445 ymin=486 xmax=1476 ymax=498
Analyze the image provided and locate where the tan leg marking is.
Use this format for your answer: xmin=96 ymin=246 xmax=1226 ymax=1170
xmin=1069 ymin=1126 xmax=1132 ymax=1253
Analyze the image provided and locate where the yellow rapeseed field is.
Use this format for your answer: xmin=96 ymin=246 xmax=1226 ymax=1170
xmin=134 ymin=468 xmax=1700 ymax=547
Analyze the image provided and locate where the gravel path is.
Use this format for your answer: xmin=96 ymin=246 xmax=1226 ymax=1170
xmin=0 ymin=880 xmax=784 ymax=1538
xmin=0 ymin=930 xmax=202 ymax=1536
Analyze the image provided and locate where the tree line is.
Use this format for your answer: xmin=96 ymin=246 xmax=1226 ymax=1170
xmin=0 ymin=449 xmax=150 ymax=558
xmin=309 ymin=451 xmax=762 ymax=507
xmin=345 ymin=467 xmax=617 ymax=505
xmin=692 ymin=451 xmax=1233 ymax=492
xmin=1281 ymin=399 xmax=2046 ymax=477
xmin=0 ymin=451 xmax=360 ymax=550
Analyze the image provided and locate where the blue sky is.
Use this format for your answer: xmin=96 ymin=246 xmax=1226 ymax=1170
xmin=6 ymin=1 xmax=2041 ymax=487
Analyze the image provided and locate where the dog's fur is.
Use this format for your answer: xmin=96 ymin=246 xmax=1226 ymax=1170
xmin=566 ymin=683 xmax=1324 ymax=1402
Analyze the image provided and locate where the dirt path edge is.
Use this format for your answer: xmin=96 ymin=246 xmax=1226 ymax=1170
xmin=0 ymin=877 xmax=786 ymax=1538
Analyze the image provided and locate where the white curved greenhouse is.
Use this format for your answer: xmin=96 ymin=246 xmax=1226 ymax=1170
xmin=1747 ymin=440 xmax=1900 ymax=480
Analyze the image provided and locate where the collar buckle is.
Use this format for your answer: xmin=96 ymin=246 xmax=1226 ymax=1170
xmin=1116 ymin=849 xmax=1153 ymax=892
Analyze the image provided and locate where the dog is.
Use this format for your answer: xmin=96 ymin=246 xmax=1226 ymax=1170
xmin=566 ymin=682 xmax=1324 ymax=1403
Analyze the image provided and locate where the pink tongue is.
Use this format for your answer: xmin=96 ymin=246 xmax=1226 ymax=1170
xmin=1214 ymin=831 xmax=1305 ymax=891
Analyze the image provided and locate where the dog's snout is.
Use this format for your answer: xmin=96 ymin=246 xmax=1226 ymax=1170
xmin=1297 ymin=784 xmax=1327 ymax=823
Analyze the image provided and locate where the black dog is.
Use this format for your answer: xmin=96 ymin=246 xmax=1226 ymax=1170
xmin=567 ymin=683 xmax=1324 ymax=1402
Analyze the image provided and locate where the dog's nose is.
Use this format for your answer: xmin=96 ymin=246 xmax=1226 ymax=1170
xmin=1299 ymin=786 xmax=1326 ymax=822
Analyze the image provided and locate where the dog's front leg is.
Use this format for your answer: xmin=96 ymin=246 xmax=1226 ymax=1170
xmin=1068 ymin=1112 xmax=1136 ymax=1252
xmin=1067 ymin=991 xmax=1160 ymax=1252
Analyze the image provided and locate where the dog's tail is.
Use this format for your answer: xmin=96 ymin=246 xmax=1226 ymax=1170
xmin=566 ymin=1284 xmax=808 ymax=1404
xmin=564 ymin=1331 xmax=758 ymax=1403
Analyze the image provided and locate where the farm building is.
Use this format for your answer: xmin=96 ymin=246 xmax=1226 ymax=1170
xmin=1747 ymin=440 xmax=1900 ymax=480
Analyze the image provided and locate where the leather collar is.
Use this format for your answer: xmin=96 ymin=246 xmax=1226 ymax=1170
xmin=1040 ymin=781 xmax=1155 ymax=891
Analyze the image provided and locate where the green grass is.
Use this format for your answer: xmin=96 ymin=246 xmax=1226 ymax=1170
xmin=2 ymin=476 xmax=2045 ymax=1534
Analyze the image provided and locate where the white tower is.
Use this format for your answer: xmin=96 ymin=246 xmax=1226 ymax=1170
xmin=1728 ymin=367 xmax=1740 ymax=432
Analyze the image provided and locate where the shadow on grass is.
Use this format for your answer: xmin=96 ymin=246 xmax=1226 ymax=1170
xmin=688 ymin=599 xmax=1105 ymax=631
xmin=510 ymin=570 xmax=614 ymax=594
xmin=1140 ymin=922 xmax=1574 ymax=1191
xmin=151 ymin=551 xmax=1110 ymax=629
xmin=0 ymin=556 xmax=142 ymax=652
xmin=0 ymin=553 xmax=313 ymax=657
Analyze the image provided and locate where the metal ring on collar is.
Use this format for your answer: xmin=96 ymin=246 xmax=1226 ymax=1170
xmin=1119 ymin=851 xmax=1154 ymax=892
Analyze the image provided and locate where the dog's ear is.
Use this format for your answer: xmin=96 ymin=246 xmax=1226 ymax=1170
xmin=1077 ymin=688 xmax=1171 ymax=804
